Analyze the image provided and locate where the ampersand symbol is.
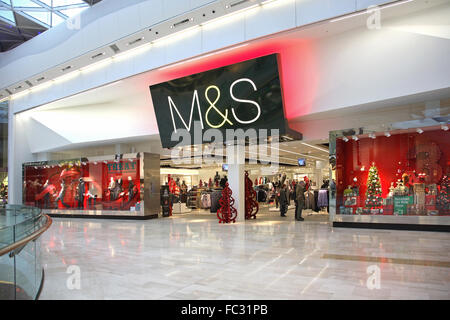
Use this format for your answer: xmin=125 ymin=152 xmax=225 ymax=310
xmin=205 ymin=85 xmax=233 ymax=128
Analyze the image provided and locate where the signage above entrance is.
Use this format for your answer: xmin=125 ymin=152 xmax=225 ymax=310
xmin=150 ymin=54 xmax=300 ymax=149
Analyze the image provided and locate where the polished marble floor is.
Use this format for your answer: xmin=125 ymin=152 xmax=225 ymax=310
xmin=39 ymin=207 xmax=450 ymax=300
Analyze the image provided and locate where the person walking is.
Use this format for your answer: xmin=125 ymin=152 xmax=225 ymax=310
xmin=279 ymin=184 xmax=288 ymax=217
xmin=295 ymin=180 xmax=305 ymax=221
xmin=293 ymin=180 xmax=298 ymax=217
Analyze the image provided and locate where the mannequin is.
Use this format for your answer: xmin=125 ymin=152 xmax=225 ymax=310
xmin=214 ymin=171 xmax=220 ymax=184
xmin=55 ymin=180 xmax=70 ymax=208
xmin=76 ymin=178 xmax=85 ymax=209
xmin=43 ymin=180 xmax=50 ymax=208
xmin=116 ymin=178 xmax=124 ymax=199
xmin=86 ymin=184 xmax=97 ymax=209
xmin=180 ymin=180 xmax=188 ymax=203
xmin=127 ymin=176 xmax=135 ymax=202
xmin=303 ymin=176 xmax=310 ymax=191
xmin=108 ymin=177 xmax=116 ymax=200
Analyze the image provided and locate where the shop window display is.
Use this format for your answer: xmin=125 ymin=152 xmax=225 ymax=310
xmin=23 ymin=158 xmax=141 ymax=212
xmin=336 ymin=126 xmax=449 ymax=216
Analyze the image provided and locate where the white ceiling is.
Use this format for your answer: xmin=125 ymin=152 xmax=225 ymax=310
xmin=20 ymin=0 xmax=450 ymax=157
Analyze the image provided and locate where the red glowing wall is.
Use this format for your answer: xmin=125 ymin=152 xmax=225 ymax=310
xmin=336 ymin=128 xmax=450 ymax=213
xmin=147 ymin=38 xmax=319 ymax=122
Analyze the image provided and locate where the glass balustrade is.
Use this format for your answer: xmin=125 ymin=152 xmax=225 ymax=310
xmin=0 ymin=205 xmax=52 ymax=300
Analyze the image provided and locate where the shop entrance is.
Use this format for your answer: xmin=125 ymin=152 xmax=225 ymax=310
xmin=160 ymin=139 xmax=331 ymax=223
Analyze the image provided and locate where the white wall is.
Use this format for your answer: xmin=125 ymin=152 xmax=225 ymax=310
xmin=7 ymin=1 xmax=450 ymax=204
xmin=2 ymin=0 xmax=399 ymax=106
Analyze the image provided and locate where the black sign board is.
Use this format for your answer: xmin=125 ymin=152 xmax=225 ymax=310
xmin=150 ymin=54 xmax=290 ymax=148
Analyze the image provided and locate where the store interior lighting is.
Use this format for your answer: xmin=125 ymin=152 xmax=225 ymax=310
xmin=301 ymin=142 xmax=329 ymax=153
xmin=342 ymin=137 xmax=349 ymax=142
xmin=384 ymin=131 xmax=391 ymax=137
xmin=441 ymin=124 xmax=449 ymax=131
xmin=352 ymin=135 xmax=359 ymax=141
xmin=416 ymin=128 xmax=424 ymax=134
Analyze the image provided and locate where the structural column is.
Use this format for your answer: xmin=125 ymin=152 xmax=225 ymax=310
xmin=8 ymin=108 xmax=33 ymax=204
xmin=228 ymin=162 xmax=245 ymax=222
xmin=226 ymin=142 xmax=245 ymax=222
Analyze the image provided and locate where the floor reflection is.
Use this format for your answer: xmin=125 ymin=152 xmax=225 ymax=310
xmin=39 ymin=207 xmax=450 ymax=300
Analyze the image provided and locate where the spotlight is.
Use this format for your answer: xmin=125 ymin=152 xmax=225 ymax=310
xmin=342 ymin=137 xmax=349 ymax=142
xmin=369 ymin=133 xmax=376 ymax=139
xmin=94 ymin=162 xmax=98 ymax=165
xmin=384 ymin=132 xmax=391 ymax=137
xmin=352 ymin=135 xmax=359 ymax=141
xmin=416 ymin=128 xmax=424 ymax=134
xmin=441 ymin=124 xmax=449 ymax=131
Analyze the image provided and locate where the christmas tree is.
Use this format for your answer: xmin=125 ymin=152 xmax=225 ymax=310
xmin=217 ymin=182 xmax=237 ymax=223
xmin=365 ymin=163 xmax=383 ymax=208
xmin=437 ymin=175 xmax=449 ymax=213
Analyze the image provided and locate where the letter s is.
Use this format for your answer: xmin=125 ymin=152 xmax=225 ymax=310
xmin=230 ymin=78 xmax=261 ymax=124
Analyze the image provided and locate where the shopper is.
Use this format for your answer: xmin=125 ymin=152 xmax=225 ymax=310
xmin=274 ymin=181 xmax=279 ymax=209
xmin=279 ymin=184 xmax=288 ymax=217
xmin=295 ymin=180 xmax=305 ymax=221
xmin=293 ymin=180 xmax=298 ymax=217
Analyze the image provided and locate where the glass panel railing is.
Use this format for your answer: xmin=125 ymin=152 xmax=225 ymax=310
xmin=0 ymin=205 xmax=52 ymax=300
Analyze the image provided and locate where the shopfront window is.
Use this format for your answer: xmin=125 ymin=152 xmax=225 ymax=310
xmin=0 ymin=101 xmax=8 ymax=205
xmin=23 ymin=157 xmax=141 ymax=212
xmin=334 ymin=125 xmax=449 ymax=216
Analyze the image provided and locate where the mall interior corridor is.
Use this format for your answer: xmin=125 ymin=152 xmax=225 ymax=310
xmin=39 ymin=209 xmax=450 ymax=300
xmin=1 ymin=0 xmax=449 ymax=305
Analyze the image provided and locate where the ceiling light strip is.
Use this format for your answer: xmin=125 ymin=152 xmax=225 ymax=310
xmin=158 ymin=43 xmax=248 ymax=70
xmin=2 ymin=0 xmax=286 ymax=98
xmin=300 ymin=142 xmax=329 ymax=153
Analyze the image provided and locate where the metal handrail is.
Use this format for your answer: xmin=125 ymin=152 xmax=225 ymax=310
xmin=0 ymin=214 xmax=52 ymax=257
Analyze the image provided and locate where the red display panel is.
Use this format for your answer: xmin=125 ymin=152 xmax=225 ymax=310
xmin=336 ymin=128 xmax=449 ymax=216
xmin=23 ymin=159 xmax=141 ymax=211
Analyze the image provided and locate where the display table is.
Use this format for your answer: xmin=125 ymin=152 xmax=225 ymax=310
xmin=172 ymin=202 xmax=192 ymax=214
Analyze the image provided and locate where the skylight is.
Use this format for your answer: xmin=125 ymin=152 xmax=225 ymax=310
xmin=0 ymin=0 xmax=90 ymax=27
